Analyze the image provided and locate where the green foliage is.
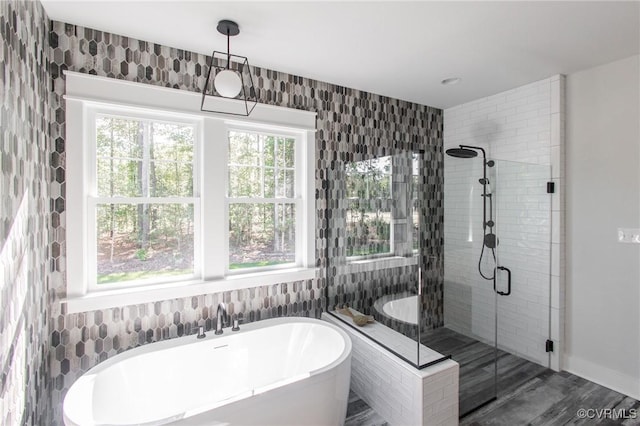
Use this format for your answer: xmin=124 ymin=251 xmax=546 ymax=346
xmin=135 ymin=248 xmax=148 ymax=261
xmin=96 ymin=117 xmax=194 ymax=198
xmin=228 ymin=131 xmax=295 ymax=198
xmin=346 ymin=243 xmax=392 ymax=257
xmin=96 ymin=121 xmax=299 ymax=283
xmin=229 ymin=260 xmax=291 ymax=270
xmin=345 ymin=157 xmax=393 ymax=257
xmin=227 ymin=131 xmax=296 ymax=267
xmin=97 ymin=268 xmax=191 ymax=284
xmin=95 ymin=116 xmax=196 ymax=284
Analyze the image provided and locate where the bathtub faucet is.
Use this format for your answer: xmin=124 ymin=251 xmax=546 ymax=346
xmin=215 ymin=303 xmax=228 ymax=335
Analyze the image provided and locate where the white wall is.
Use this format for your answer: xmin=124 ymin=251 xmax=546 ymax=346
xmin=565 ymin=54 xmax=640 ymax=399
xmin=443 ymin=76 xmax=565 ymax=369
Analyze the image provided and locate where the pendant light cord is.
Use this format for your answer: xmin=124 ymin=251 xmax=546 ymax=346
xmin=226 ymin=29 xmax=231 ymax=69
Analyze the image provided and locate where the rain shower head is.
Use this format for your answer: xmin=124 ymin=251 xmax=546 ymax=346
xmin=445 ymin=147 xmax=478 ymax=158
xmin=446 ymin=145 xmax=487 ymax=160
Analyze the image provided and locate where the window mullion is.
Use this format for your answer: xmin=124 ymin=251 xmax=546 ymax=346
xmin=202 ymin=118 xmax=228 ymax=279
xmin=143 ymin=121 xmax=151 ymax=198
xmin=274 ymin=136 xmax=279 ymax=198
xmin=260 ymin=134 xmax=265 ymax=198
xmin=92 ymin=196 xmax=198 ymax=204
xmin=227 ymin=197 xmax=296 ymax=204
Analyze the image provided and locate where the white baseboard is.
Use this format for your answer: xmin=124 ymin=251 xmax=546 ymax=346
xmin=564 ymin=354 xmax=640 ymax=400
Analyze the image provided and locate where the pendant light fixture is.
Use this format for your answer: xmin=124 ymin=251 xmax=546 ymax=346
xmin=201 ymin=20 xmax=257 ymax=116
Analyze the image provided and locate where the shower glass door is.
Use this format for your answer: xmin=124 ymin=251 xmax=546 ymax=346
xmin=443 ymin=156 xmax=552 ymax=416
xmin=442 ymin=155 xmax=498 ymax=415
xmin=493 ymin=160 xmax=552 ymax=368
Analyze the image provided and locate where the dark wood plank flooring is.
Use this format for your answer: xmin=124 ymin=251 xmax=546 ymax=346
xmin=421 ymin=327 xmax=548 ymax=416
xmin=461 ymin=370 xmax=640 ymax=426
xmin=345 ymin=390 xmax=389 ymax=426
xmin=345 ymin=327 xmax=640 ymax=426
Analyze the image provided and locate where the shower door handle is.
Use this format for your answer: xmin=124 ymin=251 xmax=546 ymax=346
xmin=494 ymin=266 xmax=511 ymax=296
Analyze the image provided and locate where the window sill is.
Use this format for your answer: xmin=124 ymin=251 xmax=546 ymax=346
xmin=346 ymin=255 xmax=418 ymax=274
xmin=62 ymin=267 xmax=318 ymax=314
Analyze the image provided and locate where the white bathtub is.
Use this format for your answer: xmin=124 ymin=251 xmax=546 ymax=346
xmin=63 ymin=317 xmax=352 ymax=426
xmin=382 ymin=295 xmax=419 ymax=325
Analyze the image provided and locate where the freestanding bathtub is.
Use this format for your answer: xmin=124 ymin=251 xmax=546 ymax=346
xmin=63 ymin=317 xmax=352 ymax=426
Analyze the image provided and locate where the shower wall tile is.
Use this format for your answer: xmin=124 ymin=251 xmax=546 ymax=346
xmin=443 ymin=76 xmax=565 ymax=369
xmin=48 ymin=21 xmax=443 ymax=423
xmin=445 ymin=78 xmax=552 ymax=165
xmin=0 ymin=0 xmax=52 ymax=424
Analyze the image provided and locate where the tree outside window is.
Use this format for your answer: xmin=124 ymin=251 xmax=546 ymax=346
xmin=227 ymin=131 xmax=296 ymax=270
xmin=95 ymin=116 xmax=195 ymax=284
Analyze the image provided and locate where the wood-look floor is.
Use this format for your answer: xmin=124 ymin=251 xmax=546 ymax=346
xmin=421 ymin=327 xmax=549 ymax=416
xmin=345 ymin=327 xmax=640 ymax=426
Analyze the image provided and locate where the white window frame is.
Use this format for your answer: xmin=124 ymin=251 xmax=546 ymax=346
xmin=225 ymin=124 xmax=304 ymax=275
xmin=64 ymin=71 xmax=316 ymax=313
xmin=86 ymin=109 xmax=202 ymax=292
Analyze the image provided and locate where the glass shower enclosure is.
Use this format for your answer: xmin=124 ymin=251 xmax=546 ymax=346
xmin=443 ymin=154 xmax=552 ymax=414
xmin=324 ymin=147 xmax=552 ymax=416
xmin=324 ymin=148 xmax=450 ymax=369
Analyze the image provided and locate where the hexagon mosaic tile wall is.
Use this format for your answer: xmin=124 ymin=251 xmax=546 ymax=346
xmin=0 ymin=0 xmax=52 ymax=425
xmin=46 ymin=21 xmax=443 ymax=424
xmin=36 ymin=17 xmax=443 ymax=424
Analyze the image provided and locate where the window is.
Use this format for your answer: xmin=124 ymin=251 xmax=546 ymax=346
xmin=92 ymin=115 xmax=199 ymax=289
xmin=227 ymin=130 xmax=298 ymax=271
xmin=64 ymin=71 xmax=316 ymax=312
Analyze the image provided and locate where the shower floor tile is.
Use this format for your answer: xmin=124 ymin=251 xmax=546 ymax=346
xmin=420 ymin=327 xmax=548 ymax=416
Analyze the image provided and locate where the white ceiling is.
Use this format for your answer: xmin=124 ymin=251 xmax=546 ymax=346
xmin=41 ymin=1 xmax=640 ymax=109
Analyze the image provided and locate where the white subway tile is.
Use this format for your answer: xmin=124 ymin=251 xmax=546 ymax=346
xmin=551 ymin=80 xmax=560 ymax=114
xmin=550 ymin=112 xmax=561 ymax=147
xmin=507 ymin=86 xmax=538 ymax=101
xmin=550 ymin=145 xmax=561 ymax=178
xmin=551 ymin=242 xmax=560 ymax=276
xmin=551 ymin=211 xmax=560 ymax=243
xmin=444 ymin=75 xmax=561 ymax=374
xmin=550 ymin=307 xmax=560 ymax=340
xmin=550 ymin=275 xmax=560 ymax=309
